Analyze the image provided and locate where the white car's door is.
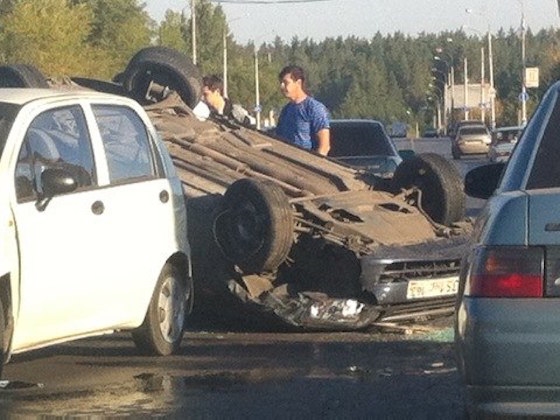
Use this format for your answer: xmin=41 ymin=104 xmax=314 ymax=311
xmin=86 ymin=104 xmax=178 ymax=324
xmin=11 ymin=103 xmax=179 ymax=351
xmin=11 ymin=105 xmax=109 ymax=350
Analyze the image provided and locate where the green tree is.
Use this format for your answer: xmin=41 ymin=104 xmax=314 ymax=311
xmin=157 ymin=10 xmax=189 ymax=54
xmin=183 ymin=0 xmax=228 ymax=75
xmin=0 ymin=0 xmax=96 ymax=76
xmin=71 ymin=0 xmax=154 ymax=78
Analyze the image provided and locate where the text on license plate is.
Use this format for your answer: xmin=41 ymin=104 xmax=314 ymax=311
xmin=406 ymin=276 xmax=459 ymax=299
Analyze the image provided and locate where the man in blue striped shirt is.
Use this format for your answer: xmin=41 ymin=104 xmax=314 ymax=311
xmin=275 ymin=65 xmax=331 ymax=156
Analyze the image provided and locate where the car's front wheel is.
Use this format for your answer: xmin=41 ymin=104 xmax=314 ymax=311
xmin=132 ymin=263 xmax=191 ymax=356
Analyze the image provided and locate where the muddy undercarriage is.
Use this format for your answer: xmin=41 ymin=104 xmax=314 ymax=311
xmin=143 ymin=92 xmax=472 ymax=330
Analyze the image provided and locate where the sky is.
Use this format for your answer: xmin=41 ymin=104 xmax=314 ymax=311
xmin=144 ymin=0 xmax=559 ymax=44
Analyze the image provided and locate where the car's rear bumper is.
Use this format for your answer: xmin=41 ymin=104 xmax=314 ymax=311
xmin=456 ymin=297 xmax=560 ymax=415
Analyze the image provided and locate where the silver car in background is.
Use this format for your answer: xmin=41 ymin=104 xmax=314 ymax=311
xmin=487 ymin=125 xmax=523 ymax=162
xmin=451 ymin=124 xmax=491 ymax=159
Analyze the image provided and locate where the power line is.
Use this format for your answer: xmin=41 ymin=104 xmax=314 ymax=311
xmin=213 ymin=0 xmax=333 ymax=4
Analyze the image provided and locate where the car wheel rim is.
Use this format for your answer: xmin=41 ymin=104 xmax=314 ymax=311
xmin=157 ymin=276 xmax=185 ymax=343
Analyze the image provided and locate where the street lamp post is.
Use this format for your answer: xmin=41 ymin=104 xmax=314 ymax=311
xmin=465 ymin=10 xmax=496 ymax=129
xmin=431 ymin=69 xmax=448 ymax=129
xmin=434 ymin=55 xmax=455 ymax=130
xmin=222 ymin=16 xmax=244 ymax=98
xmin=429 ymin=82 xmax=444 ymax=132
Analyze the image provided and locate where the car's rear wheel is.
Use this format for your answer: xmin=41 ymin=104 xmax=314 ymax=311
xmin=214 ymin=178 xmax=294 ymax=274
xmin=0 ymin=64 xmax=49 ymax=88
xmin=121 ymin=46 xmax=202 ymax=108
xmin=392 ymin=152 xmax=466 ymax=226
xmin=132 ymin=263 xmax=190 ymax=356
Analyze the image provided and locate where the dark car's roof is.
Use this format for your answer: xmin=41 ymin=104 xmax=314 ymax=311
xmin=331 ymin=119 xmax=384 ymax=126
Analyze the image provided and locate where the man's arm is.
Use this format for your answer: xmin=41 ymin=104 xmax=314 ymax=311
xmin=315 ymin=128 xmax=330 ymax=156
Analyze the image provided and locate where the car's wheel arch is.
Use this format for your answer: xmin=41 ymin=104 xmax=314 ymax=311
xmin=132 ymin=257 xmax=192 ymax=356
xmin=165 ymin=252 xmax=194 ymax=314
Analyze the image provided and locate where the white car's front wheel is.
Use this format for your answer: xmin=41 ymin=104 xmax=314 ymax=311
xmin=132 ymin=263 xmax=190 ymax=356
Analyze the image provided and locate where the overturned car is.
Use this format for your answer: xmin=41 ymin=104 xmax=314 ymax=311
xmin=0 ymin=47 xmax=473 ymax=330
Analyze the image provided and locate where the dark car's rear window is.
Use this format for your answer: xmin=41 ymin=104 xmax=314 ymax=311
xmin=329 ymin=122 xmax=393 ymax=157
xmin=459 ymin=126 xmax=488 ymax=136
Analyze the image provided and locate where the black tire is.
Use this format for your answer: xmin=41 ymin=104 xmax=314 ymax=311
xmin=392 ymin=153 xmax=466 ymax=226
xmin=214 ymin=178 xmax=294 ymax=274
xmin=0 ymin=64 xmax=48 ymax=88
xmin=132 ymin=263 xmax=191 ymax=356
xmin=122 ymin=46 xmax=202 ymax=108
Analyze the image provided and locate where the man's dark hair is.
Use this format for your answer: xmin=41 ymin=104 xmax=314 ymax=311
xmin=202 ymin=74 xmax=224 ymax=93
xmin=278 ymin=65 xmax=306 ymax=85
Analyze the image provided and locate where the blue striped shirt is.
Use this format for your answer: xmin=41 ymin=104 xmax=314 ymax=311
xmin=276 ymin=96 xmax=330 ymax=150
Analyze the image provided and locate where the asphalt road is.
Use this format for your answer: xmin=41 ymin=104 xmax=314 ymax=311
xmin=0 ymin=136 xmax=483 ymax=419
xmin=1 ymin=321 xmax=464 ymax=419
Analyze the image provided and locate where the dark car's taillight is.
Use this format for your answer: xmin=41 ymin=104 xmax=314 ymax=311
xmin=465 ymin=246 xmax=544 ymax=297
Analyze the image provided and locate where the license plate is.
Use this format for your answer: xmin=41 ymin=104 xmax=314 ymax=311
xmin=406 ymin=276 xmax=459 ymax=299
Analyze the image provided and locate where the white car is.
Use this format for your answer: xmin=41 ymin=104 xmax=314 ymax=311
xmin=0 ymin=88 xmax=192 ymax=376
xmin=487 ymin=125 xmax=523 ymax=162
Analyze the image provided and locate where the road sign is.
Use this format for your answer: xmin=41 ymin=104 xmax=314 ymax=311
xmin=525 ymin=67 xmax=539 ymax=88
xmin=518 ymin=92 xmax=529 ymax=102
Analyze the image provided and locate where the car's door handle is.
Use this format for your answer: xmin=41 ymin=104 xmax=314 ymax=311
xmin=91 ymin=200 xmax=104 ymax=215
xmin=159 ymin=190 xmax=169 ymax=203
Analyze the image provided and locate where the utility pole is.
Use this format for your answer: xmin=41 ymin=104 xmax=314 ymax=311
xmin=191 ymin=0 xmax=197 ymax=65
xmin=521 ymin=11 xmax=527 ymax=125
xmin=223 ymin=26 xmax=228 ymax=97
xmin=464 ymin=57 xmax=469 ymax=120
xmin=254 ymin=47 xmax=261 ymax=130
xmin=480 ymin=47 xmax=485 ymax=123
xmin=488 ymin=30 xmax=496 ymax=130
xmin=450 ymin=66 xmax=455 ymax=128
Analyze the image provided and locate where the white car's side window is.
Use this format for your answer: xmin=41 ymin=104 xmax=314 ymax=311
xmin=14 ymin=106 xmax=95 ymax=202
xmin=92 ymin=105 xmax=156 ymax=184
